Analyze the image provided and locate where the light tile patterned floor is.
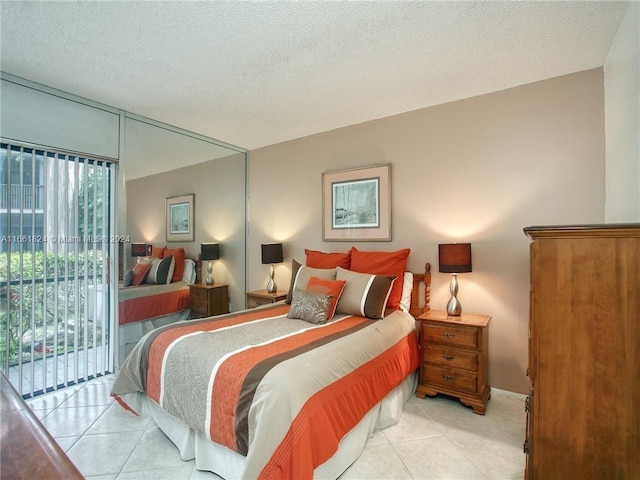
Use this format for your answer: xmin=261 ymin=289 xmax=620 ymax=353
xmin=26 ymin=374 xmax=526 ymax=479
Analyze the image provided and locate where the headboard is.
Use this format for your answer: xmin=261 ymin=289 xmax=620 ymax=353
xmin=409 ymin=263 xmax=431 ymax=318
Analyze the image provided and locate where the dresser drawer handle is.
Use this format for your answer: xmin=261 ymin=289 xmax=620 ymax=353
xmin=442 ymin=375 xmax=455 ymax=382
xmin=442 ymin=354 xmax=455 ymax=361
xmin=443 ymin=332 xmax=456 ymax=339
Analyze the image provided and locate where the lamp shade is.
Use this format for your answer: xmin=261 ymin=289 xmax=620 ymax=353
xmin=261 ymin=243 xmax=283 ymax=264
xmin=438 ymin=243 xmax=472 ymax=273
xmin=201 ymin=243 xmax=220 ymax=261
xmin=131 ymin=243 xmax=147 ymax=257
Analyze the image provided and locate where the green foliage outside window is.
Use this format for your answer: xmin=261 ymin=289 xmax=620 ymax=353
xmin=0 ymin=250 xmax=105 ymax=366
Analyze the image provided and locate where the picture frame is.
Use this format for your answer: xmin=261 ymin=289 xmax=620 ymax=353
xmin=322 ymin=164 xmax=391 ymax=241
xmin=166 ymin=194 xmax=194 ymax=242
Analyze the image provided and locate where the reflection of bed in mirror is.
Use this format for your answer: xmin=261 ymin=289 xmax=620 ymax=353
xmin=122 ymin=114 xmax=247 ymax=314
xmin=118 ymin=253 xmax=196 ymax=357
xmin=112 ymin=249 xmax=431 ymax=479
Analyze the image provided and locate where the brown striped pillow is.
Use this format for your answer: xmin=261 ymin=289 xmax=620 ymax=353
xmin=145 ymin=255 xmax=175 ymax=285
xmin=286 ymin=259 xmax=337 ymax=304
xmin=334 ymin=267 xmax=396 ymax=319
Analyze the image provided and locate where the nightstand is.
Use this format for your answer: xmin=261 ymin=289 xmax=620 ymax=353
xmin=416 ymin=309 xmax=491 ymax=414
xmin=189 ymin=283 xmax=230 ymax=319
xmin=245 ymin=289 xmax=288 ymax=309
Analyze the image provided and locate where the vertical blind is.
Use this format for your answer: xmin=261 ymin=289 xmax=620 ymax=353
xmin=0 ymin=141 xmax=116 ymax=397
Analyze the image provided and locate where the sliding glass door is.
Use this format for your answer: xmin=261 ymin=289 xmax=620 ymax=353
xmin=0 ymin=141 xmax=116 ymax=397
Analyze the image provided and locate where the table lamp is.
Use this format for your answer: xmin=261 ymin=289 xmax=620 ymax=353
xmin=201 ymin=243 xmax=220 ymax=285
xmin=438 ymin=243 xmax=472 ymax=316
xmin=261 ymin=243 xmax=283 ymax=293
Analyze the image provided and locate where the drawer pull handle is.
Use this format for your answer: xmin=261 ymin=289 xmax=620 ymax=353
xmin=442 ymin=375 xmax=455 ymax=382
xmin=443 ymin=332 xmax=456 ymax=339
xmin=442 ymin=354 xmax=455 ymax=361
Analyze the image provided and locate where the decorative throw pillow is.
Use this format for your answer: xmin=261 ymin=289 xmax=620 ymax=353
xmin=349 ymin=247 xmax=410 ymax=310
xmin=306 ymin=276 xmax=347 ymax=320
xmin=305 ymin=249 xmax=351 ymax=269
xmin=335 ymin=267 xmax=396 ymax=319
xmin=151 ymin=246 xmax=166 ymax=258
xmin=145 ymin=255 xmax=175 ymax=285
xmin=287 ymin=287 xmax=333 ymax=324
xmin=182 ymin=258 xmax=197 ymax=284
xmin=286 ymin=259 xmax=337 ymax=304
xmin=399 ymin=272 xmax=414 ymax=312
xmin=165 ymin=247 xmax=185 ymax=282
xmin=123 ymin=269 xmax=134 ymax=287
xmin=131 ymin=262 xmax=152 ymax=286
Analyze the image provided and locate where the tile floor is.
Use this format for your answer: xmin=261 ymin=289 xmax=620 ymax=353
xmin=26 ymin=374 xmax=526 ymax=480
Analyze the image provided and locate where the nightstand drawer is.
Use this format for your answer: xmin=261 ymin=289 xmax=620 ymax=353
xmin=245 ymin=290 xmax=288 ymax=309
xmin=424 ymin=345 xmax=477 ymax=371
xmin=190 ymin=300 xmax=208 ymax=315
xmin=424 ymin=365 xmax=477 ymax=394
xmin=247 ymin=297 xmax=271 ymax=308
xmin=423 ymin=323 xmax=478 ymax=349
xmin=190 ymin=287 xmax=208 ymax=302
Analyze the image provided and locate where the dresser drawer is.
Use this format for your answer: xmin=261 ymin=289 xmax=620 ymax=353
xmin=190 ymin=287 xmax=208 ymax=302
xmin=247 ymin=297 xmax=270 ymax=308
xmin=424 ymin=365 xmax=477 ymax=394
xmin=424 ymin=345 xmax=478 ymax=371
xmin=190 ymin=300 xmax=208 ymax=315
xmin=423 ymin=323 xmax=478 ymax=349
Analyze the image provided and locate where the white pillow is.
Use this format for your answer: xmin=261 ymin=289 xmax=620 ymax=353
xmin=400 ymin=272 xmax=414 ymax=312
xmin=182 ymin=258 xmax=196 ymax=284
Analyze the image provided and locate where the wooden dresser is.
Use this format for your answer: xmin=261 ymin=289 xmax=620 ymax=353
xmin=415 ymin=309 xmax=491 ymax=414
xmin=524 ymin=224 xmax=640 ymax=479
xmin=189 ymin=283 xmax=229 ymax=319
xmin=1 ymin=372 xmax=83 ymax=479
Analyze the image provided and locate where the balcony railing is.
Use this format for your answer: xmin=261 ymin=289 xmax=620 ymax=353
xmin=0 ymin=184 xmax=44 ymax=211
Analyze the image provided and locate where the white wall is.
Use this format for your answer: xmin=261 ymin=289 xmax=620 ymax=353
xmin=247 ymin=69 xmax=606 ymax=394
xmin=127 ymin=154 xmax=247 ymax=312
xmin=604 ymin=2 xmax=640 ymax=222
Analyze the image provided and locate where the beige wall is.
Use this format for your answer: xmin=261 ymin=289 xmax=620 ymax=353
xmin=127 ymin=153 xmax=246 ymax=311
xmin=247 ymin=69 xmax=605 ymax=394
xmin=605 ymin=1 xmax=640 ymax=222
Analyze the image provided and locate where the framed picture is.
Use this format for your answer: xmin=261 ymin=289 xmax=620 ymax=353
xmin=166 ymin=194 xmax=194 ymax=242
xmin=322 ymin=164 xmax=391 ymax=241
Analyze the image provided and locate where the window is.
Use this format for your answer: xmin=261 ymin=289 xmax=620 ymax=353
xmin=1 ymin=141 xmax=116 ymax=397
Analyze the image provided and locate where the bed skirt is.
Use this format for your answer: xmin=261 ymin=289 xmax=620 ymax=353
xmin=124 ymin=370 xmax=417 ymax=479
xmin=119 ymin=310 xmax=190 ymax=363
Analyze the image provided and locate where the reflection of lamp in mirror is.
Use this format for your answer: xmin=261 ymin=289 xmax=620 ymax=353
xmin=201 ymin=243 xmax=220 ymax=285
xmin=438 ymin=243 xmax=472 ymax=316
xmin=131 ymin=243 xmax=147 ymax=263
xmin=261 ymin=243 xmax=283 ymax=293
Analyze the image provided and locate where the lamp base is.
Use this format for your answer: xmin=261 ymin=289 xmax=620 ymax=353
xmin=446 ymin=273 xmax=462 ymax=316
xmin=205 ymin=261 xmax=214 ymax=285
xmin=266 ymin=264 xmax=277 ymax=293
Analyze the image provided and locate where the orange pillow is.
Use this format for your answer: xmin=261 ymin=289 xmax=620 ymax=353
xmin=131 ymin=262 xmax=152 ymax=286
xmin=165 ymin=247 xmax=185 ymax=282
xmin=349 ymin=247 xmax=410 ymax=310
xmin=306 ymin=276 xmax=347 ymax=320
xmin=151 ymin=246 xmax=166 ymax=258
xmin=305 ymin=249 xmax=351 ymax=269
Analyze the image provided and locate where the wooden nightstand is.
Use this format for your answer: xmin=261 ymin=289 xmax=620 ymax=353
xmin=416 ymin=309 xmax=491 ymax=414
xmin=245 ymin=289 xmax=288 ymax=309
xmin=189 ymin=283 xmax=230 ymax=319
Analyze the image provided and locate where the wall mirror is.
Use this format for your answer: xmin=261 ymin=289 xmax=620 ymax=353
xmin=121 ymin=114 xmax=247 ymax=352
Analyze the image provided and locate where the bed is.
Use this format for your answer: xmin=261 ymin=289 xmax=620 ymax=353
xmin=112 ymin=249 xmax=431 ymax=480
xmin=119 ymin=250 xmax=197 ymax=357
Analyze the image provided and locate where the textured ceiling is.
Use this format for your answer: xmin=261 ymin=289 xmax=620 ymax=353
xmin=0 ymin=1 xmax=630 ymax=163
